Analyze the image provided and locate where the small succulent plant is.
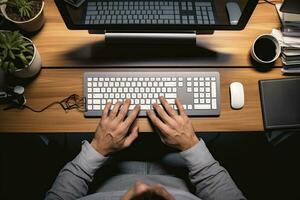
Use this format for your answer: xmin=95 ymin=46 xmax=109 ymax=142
xmin=0 ymin=0 xmax=36 ymax=20
xmin=0 ymin=31 xmax=34 ymax=73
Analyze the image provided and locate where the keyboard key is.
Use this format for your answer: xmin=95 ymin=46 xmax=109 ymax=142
xmin=93 ymin=105 xmax=101 ymax=110
xmin=166 ymin=99 xmax=175 ymax=104
xmin=212 ymin=99 xmax=217 ymax=109
xmin=194 ymin=104 xmax=211 ymax=109
xmin=165 ymin=93 xmax=177 ymax=98
xmin=87 ymin=11 xmax=98 ymax=15
xmin=211 ymin=82 xmax=217 ymax=97
xmin=93 ymin=99 xmax=101 ymax=104
xmin=93 ymin=94 xmax=101 ymax=98
xmin=93 ymin=88 xmax=100 ymax=92
xmin=165 ymin=82 xmax=176 ymax=87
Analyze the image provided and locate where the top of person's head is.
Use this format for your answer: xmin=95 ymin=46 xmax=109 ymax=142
xmin=122 ymin=181 xmax=175 ymax=200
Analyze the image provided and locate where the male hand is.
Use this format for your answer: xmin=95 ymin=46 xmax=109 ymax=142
xmin=91 ymin=99 xmax=140 ymax=156
xmin=147 ymin=96 xmax=199 ymax=151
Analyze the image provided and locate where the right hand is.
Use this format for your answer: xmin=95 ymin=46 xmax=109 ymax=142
xmin=146 ymin=96 xmax=199 ymax=151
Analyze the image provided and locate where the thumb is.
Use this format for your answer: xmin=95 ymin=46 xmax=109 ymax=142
xmin=123 ymin=126 xmax=139 ymax=148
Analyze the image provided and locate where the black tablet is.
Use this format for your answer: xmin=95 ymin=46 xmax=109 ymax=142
xmin=259 ymin=78 xmax=300 ymax=130
xmin=55 ymin=0 xmax=258 ymax=32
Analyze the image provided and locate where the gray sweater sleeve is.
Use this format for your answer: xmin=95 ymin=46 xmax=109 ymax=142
xmin=45 ymin=141 xmax=108 ymax=200
xmin=180 ymin=139 xmax=246 ymax=200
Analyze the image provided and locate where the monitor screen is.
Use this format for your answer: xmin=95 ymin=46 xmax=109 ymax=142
xmin=55 ymin=0 xmax=258 ymax=31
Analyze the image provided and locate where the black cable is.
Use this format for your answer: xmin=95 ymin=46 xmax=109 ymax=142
xmin=22 ymin=94 xmax=85 ymax=113
xmin=23 ymin=101 xmax=64 ymax=113
xmin=264 ymin=0 xmax=275 ymax=6
xmin=259 ymin=0 xmax=281 ymax=6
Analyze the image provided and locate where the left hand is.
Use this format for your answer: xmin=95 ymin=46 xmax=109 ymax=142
xmin=91 ymin=99 xmax=140 ymax=156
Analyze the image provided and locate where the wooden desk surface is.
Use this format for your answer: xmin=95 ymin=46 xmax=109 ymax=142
xmin=0 ymin=68 xmax=289 ymax=134
xmin=31 ymin=0 xmax=282 ymax=68
xmin=1 ymin=1 xmax=292 ymax=134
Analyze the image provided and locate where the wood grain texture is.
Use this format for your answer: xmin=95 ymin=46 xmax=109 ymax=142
xmin=0 ymin=68 xmax=290 ymax=134
xmin=30 ymin=0 xmax=283 ymax=67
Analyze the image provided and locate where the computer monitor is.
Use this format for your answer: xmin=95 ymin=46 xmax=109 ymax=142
xmin=55 ymin=0 xmax=258 ymax=32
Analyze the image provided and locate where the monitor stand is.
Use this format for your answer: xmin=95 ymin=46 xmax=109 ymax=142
xmin=88 ymin=30 xmax=214 ymax=45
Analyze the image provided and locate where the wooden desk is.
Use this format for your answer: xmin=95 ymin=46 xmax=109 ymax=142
xmin=0 ymin=68 xmax=290 ymax=133
xmin=31 ymin=0 xmax=282 ymax=67
xmin=0 ymin=0 xmax=295 ymax=134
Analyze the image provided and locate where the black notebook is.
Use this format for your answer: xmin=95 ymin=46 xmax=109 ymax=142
xmin=280 ymin=0 xmax=300 ymax=14
xmin=259 ymin=78 xmax=300 ymax=130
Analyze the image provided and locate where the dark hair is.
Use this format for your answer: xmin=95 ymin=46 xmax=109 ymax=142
xmin=131 ymin=190 xmax=168 ymax=200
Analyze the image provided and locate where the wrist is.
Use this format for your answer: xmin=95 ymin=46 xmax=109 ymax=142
xmin=91 ymin=139 xmax=110 ymax=156
xmin=181 ymin=136 xmax=199 ymax=151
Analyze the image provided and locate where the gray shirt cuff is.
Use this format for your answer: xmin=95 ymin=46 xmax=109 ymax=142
xmin=72 ymin=140 xmax=109 ymax=176
xmin=180 ymin=139 xmax=216 ymax=171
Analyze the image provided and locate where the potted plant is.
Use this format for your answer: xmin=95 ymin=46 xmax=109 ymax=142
xmin=0 ymin=31 xmax=42 ymax=78
xmin=0 ymin=0 xmax=45 ymax=32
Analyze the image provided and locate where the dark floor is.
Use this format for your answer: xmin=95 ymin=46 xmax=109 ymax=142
xmin=0 ymin=132 xmax=300 ymax=200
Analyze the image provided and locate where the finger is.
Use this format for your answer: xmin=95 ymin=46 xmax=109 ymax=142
xmin=123 ymin=126 xmax=139 ymax=148
xmin=110 ymin=101 xmax=122 ymax=119
xmin=159 ymin=96 xmax=177 ymax=118
xmin=102 ymin=101 xmax=112 ymax=119
xmin=176 ymin=98 xmax=188 ymax=117
xmin=123 ymin=105 xmax=140 ymax=128
xmin=146 ymin=110 xmax=170 ymax=134
xmin=116 ymin=99 xmax=131 ymax=122
xmin=153 ymin=102 xmax=175 ymax=126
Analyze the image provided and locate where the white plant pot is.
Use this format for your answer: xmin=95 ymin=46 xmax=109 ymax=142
xmin=13 ymin=37 xmax=42 ymax=78
xmin=0 ymin=1 xmax=45 ymax=32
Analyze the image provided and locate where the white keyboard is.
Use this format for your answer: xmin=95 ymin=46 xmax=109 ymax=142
xmin=84 ymin=71 xmax=220 ymax=117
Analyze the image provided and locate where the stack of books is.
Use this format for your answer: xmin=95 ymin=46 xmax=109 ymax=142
xmin=273 ymin=4 xmax=300 ymax=74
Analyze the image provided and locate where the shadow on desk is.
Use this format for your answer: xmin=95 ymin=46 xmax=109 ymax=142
xmin=63 ymin=40 xmax=232 ymax=67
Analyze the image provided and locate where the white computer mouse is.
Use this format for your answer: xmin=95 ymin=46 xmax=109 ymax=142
xmin=230 ymin=82 xmax=244 ymax=109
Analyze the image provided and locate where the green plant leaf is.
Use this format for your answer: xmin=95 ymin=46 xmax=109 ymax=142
xmin=22 ymin=49 xmax=34 ymax=55
xmin=11 ymin=47 xmax=19 ymax=51
xmin=8 ymin=49 xmax=16 ymax=60
xmin=23 ymin=42 xmax=32 ymax=47
xmin=17 ymin=53 xmax=29 ymax=65
xmin=8 ymin=62 xmax=16 ymax=73
xmin=26 ymin=55 xmax=33 ymax=61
